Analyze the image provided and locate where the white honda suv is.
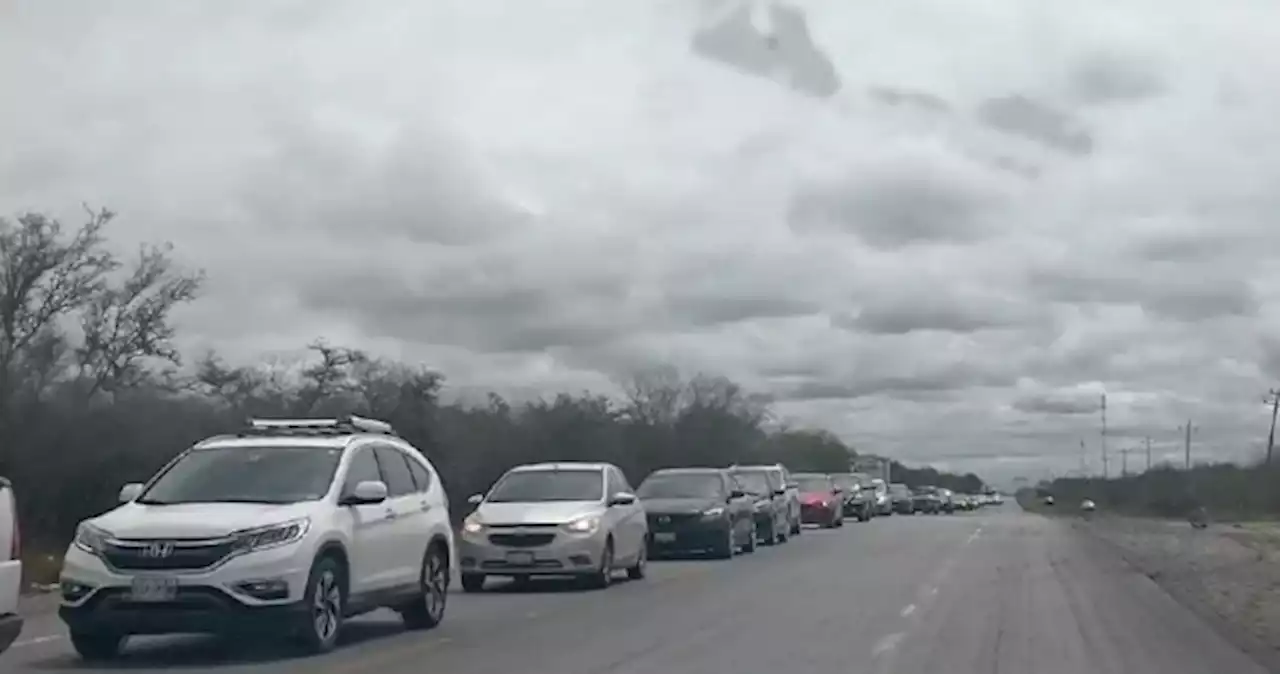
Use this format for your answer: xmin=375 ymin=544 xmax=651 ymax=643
xmin=57 ymin=416 xmax=454 ymax=661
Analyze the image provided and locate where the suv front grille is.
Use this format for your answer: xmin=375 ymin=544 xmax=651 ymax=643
xmin=103 ymin=539 xmax=235 ymax=571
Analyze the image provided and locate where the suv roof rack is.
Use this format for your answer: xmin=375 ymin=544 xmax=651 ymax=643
xmin=239 ymin=414 xmax=397 ymax=437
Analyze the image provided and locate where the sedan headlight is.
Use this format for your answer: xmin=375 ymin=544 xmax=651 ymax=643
xmin=701 ymin=507 xmax=725 ymax=519
xmin=230 ymin=518 xmax=309 ymax=555
xmin=563 ymin=514 xmax=601 ymax=535
xmin=73 ymin=523 xmax=111 ymax=556
xmin=462 ymin=515 xmax=486 ymax=535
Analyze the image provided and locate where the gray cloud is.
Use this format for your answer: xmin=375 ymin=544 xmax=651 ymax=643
xmin=977 ymin=95 xmax=1094 ymax=155
xmin=4 ymin=0 xmax=1280 ymax=484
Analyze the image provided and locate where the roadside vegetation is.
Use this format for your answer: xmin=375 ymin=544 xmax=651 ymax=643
xmin=0 ymin=208 xmax=984 ymax=586
xmin=1020 ymin=461 xmax=1280 ymax=520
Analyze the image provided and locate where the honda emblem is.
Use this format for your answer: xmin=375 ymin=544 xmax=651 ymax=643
xmin=142 ymin=541 xmax=174 ymax=558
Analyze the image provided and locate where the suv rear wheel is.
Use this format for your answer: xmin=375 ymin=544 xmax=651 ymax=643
xmin=401 ymin=544 xmax=448 ymax=630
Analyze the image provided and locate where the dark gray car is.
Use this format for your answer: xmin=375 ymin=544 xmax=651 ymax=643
xmin=639 ymin=468 xmax=756 ymax=559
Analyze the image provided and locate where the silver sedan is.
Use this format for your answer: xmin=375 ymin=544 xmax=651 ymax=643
xmin=458 ymin=462 xmax=648 ymax=591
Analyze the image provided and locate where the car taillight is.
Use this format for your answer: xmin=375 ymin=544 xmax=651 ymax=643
xmin=7 ymin=493 xmax=17 ymax=561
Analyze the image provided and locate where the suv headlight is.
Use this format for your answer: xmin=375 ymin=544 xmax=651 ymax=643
xmin=701 ymin=507 xmax=725 ymax=519
xmin=73 ymin=523 xmax=111 ymax=556
xmin=230 ymin=518 xmax=309 ymax=555
xmin=563 ymin=514 xmax=600 ymax=535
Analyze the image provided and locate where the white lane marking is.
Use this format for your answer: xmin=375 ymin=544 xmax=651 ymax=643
xmin=927 ymin=586 xmax=938 ymax=596
xmin=873 ymin=632 xmax=904 ymax=656
xmin=965 ymin=526 xmax=984 ymax=545
xmin=13 ymin=635 xmax=63 ymax=648
xmin=900 ymin=603 xmax=916 ymax=617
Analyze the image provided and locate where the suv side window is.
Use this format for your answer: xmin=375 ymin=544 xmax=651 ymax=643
xmin=373 ymin=446 xmax=417 ymax=497
xmin=404 ymin=452 xmax=433 ymax=492
xmin=605 ymin=468 xmax=623 ymax=497
xmin=343 ymin=447 xmax=382 ymax=494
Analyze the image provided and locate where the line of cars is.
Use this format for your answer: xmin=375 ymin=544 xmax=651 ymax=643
xmin=888 ymin=483 xmax=1004 ymax=515
xmin=9 ymin=415 xmax=998 ymax=662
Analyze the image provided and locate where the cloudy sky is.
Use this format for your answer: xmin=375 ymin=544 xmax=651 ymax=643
xmin=4 ymin=0 xmax=1280 ymax=486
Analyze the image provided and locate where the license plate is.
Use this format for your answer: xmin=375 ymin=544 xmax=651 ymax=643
xmin=505 ymin=551 xmax=535 ymax=565
xmin=129 ymin=576 xmax=178 ymax=602
xmin=654 ymin=532 xmax=676 ymax=543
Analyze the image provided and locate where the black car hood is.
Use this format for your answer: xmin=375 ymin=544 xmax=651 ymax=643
xmin=642 ymin=497 xmax=721 ymax=514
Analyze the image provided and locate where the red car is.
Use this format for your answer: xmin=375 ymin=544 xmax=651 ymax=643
xmin=792 ymin=473 xmax=844 ymax=528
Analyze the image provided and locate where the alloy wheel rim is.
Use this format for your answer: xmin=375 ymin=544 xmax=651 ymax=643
xmin=424 ymin=553 xmax=447 ymax=619
xmin=312 ymin=570 xmax=341 ymax=641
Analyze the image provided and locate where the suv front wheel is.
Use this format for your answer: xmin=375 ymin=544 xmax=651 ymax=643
xmin=295 ymin=555 xmax=346 ymax=654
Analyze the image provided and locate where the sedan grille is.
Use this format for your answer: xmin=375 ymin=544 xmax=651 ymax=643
xmin=647 ymin=513 xmax=701 ymax=531
xmin=488 ymin=533 xmax=556 ymax=547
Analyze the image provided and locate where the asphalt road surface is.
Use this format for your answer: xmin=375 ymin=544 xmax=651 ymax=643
xmin=3 ymin=509 xmax=1269 ymax=674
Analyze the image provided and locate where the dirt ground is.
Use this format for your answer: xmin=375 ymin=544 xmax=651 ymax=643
xmin=1078 ymin=515 xmax=1280 ymax=668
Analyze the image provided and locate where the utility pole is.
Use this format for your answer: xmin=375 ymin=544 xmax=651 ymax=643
xmin=1266 ymin=390 xmax=1280 ymax=466
xmin=1118 ymin=447 xmax=1131 ymax=476
xmin=1180 ymin=420 xmax=1195 ymax=470
xmin=1145 ymin=436 xmax=1152 ymax=472
xmin=1101 ymin=393 xmax=1108 ymax=479
xmin=1079 ymin=439 xmax=1086 ymax=475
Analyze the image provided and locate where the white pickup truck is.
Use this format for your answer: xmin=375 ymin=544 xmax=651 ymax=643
xmin=0 ymin=476 xmax=22 ymax=654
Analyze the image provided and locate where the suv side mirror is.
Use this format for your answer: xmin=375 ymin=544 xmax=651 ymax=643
xmin=341 ymin=480 xmax=388 ymax=505
xmin=609 ymin=492 xmax=637 ymax=506
xmin=467 ymin=493 xmax=484 ymax=505
xmin=119 ymin=483 xmax=144 ymax=503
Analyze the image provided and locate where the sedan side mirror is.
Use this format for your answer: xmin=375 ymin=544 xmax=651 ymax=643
xmin=609 ymin=491 xmax=637 ymax=506
xmin=341 ymin=480 xmax=388 ymax=506
xmin=119 ymin=483 xmax=144 ymax=503
xmin=467 ymin=493 xmax=485 ymax=505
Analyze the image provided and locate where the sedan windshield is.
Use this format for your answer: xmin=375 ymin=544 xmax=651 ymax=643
xmin=486 ymin=469 xmax=603 ymax=503
xmin=794 ymin=476 xmax=832 ymax=493
xmin=637 ymin=473 xmax=724 ymax=499
xmin=138 ymin=446 xmax=342 ymax=505
xmin=729 ymin=471 xmax=772 ymax=495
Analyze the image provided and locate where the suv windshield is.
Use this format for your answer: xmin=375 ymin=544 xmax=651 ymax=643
xmin=138 ymin=446 xmax=342 ymax=505
xmin=637 ymin=472 xmax=723 ymax=499
xmin=486 ymin=469 xmax=603 ymax=503
xmin=729 ymin=470 xmax=772 ymax=495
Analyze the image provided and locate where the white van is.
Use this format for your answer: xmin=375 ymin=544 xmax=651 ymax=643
xmin=0 ymin=476 xmax=23 ymax=654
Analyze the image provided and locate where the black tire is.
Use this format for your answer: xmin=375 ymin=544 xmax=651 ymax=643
xmin=401 ymin=543 xmax=449 ymax=630
xmin=461 ymin=573 xmax=486 ymax=593
xmin=295 ymin=555 xmax=346 ymax=654
xmin=775 ymin=516 xmax=789 ymax=543
xmin=711 ymin=527 xmax=735 ymax=559
xmin=742 ymin=522 xmax=757 ymax=553
xmin=586 ymin=539 xmax=615 ymax=589
xmin=69 ymin=631 xmax=126 ymax=661
xmin=791 ymin=516 xmax=802 ymax=535
xmin=760 ymin=519 xmax=776 ymax=546
xmin=627 ymin=542 xmax=647 ymax=579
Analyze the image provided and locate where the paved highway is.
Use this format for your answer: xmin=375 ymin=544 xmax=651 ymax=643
xmin=2 ymin=509 xmax=1268 ymax=673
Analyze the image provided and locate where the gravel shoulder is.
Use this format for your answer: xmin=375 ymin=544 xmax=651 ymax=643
xmin=1074 ymin=514 xmax=1280 ymax=670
